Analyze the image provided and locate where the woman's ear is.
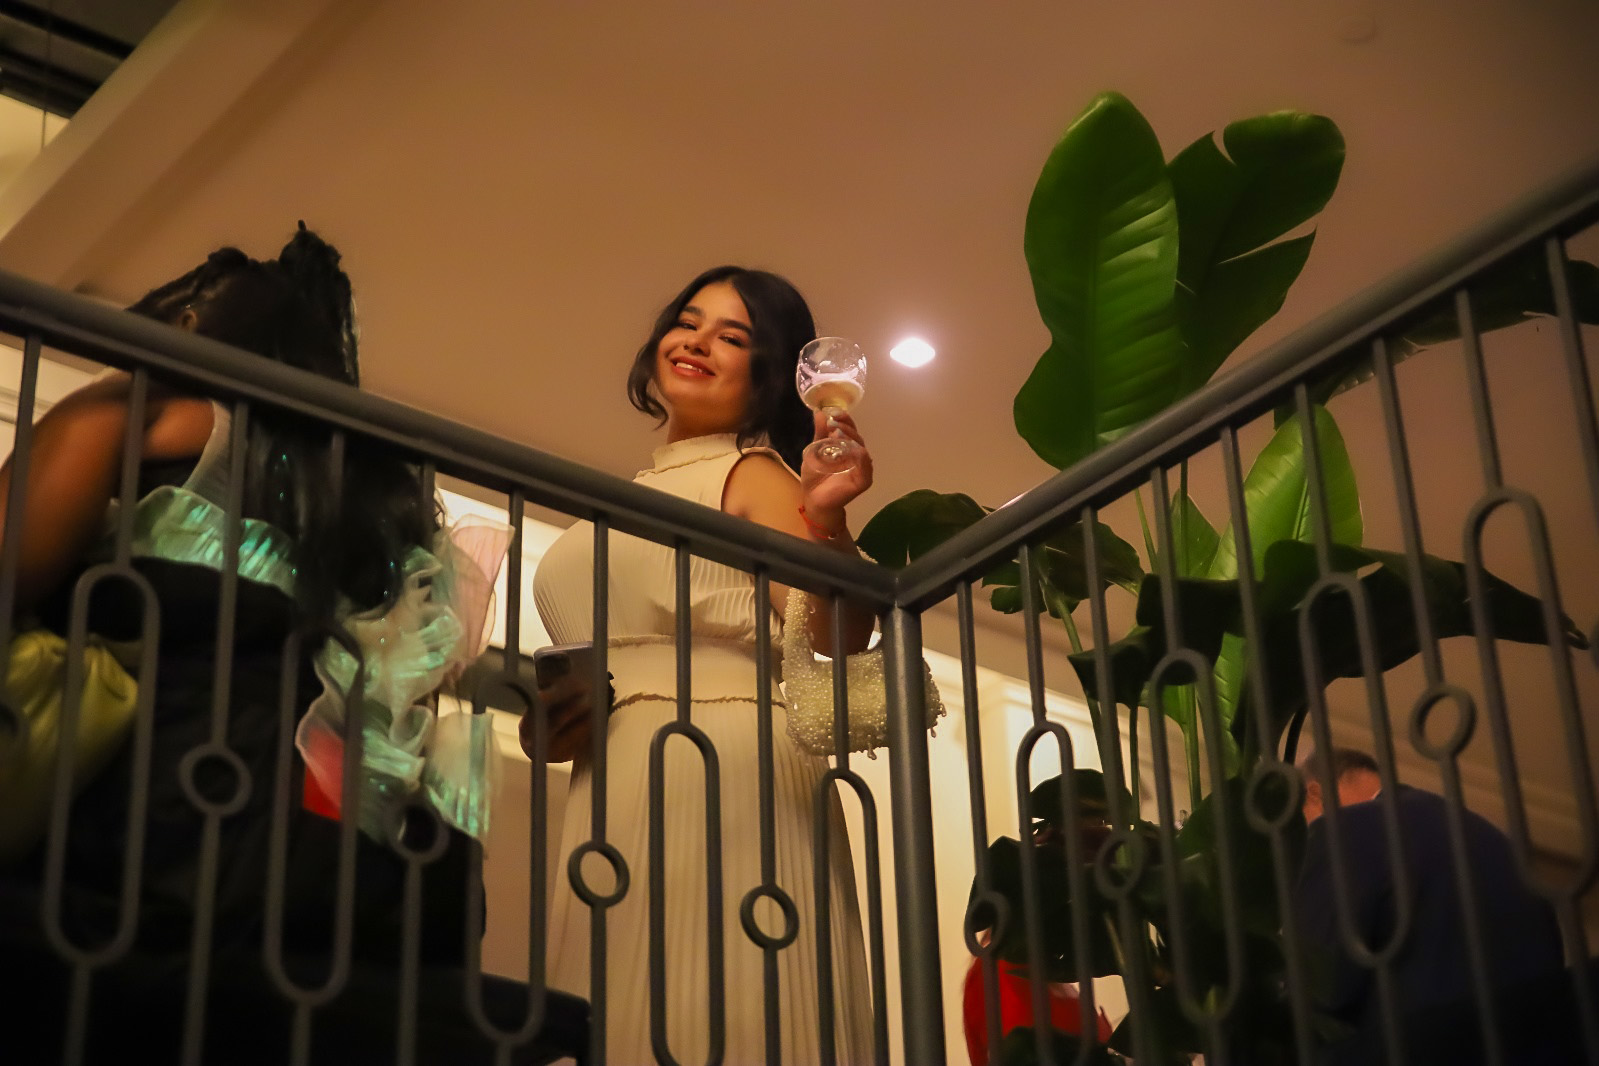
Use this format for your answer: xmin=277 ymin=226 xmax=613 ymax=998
xmin=176 ymin=307 xmax=200 ymax=332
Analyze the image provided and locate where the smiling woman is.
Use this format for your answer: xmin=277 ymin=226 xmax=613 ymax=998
xmin=625 ymin=265 xmax=817 ymax=474
xmin=531 ymin=264 xmax=880 ymax=1063
xmin=651 ymin=281 xmax=757 ymax=434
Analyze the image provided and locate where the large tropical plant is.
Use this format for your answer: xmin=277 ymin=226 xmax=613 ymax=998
xmin=857 ymin=92 xmax=1594 ymax=1064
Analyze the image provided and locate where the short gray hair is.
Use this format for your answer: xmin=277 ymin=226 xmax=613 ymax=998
xmin=1299 ymin=746 xmax=1379 ymax=786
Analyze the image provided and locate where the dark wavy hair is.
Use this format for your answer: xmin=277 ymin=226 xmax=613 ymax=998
xmin=127 ymin=224 xmax=436 ymax=622
xmin=625 ymin=265 xmax=816 ymax=472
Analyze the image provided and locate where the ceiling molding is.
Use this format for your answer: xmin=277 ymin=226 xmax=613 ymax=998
xmin=0 ymin=0 xmax=369 ymax=288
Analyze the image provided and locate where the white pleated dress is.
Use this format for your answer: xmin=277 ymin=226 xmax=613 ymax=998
xmin=533 ymin=434 xmax=873 ymax=1065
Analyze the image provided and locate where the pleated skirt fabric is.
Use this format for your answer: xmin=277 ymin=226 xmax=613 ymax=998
xmin=545 ymin=648 xmax=874 ymax=1065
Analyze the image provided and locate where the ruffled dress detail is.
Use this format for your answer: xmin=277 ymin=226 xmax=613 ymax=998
xmin=295 ymin=522 xmax=512 ymax=841
xmin=100 ymin=404 xmax=510 ymax=843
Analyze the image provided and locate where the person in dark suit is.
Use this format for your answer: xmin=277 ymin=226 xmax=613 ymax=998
xmin=1292 ymin=747 xmax=1577 ymax=1064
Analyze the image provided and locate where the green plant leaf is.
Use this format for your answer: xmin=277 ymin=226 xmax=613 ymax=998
xmin=1172 ymin=774 xmax=1306 ymax=938
xmin=986 ymin=520 xmax=1145 ymax=617
xmin=1067 ymin=575 xmax=1236 ymax=710
xmin=1113 ymin=935 xmax=1308 ymax=1063
xmin=1108 ymin=984 xmax=1204 ymax=1064
xmin=1015 ymin=91 xmax=1185 ymax=469
xmin=1206 ymin=403 xmax=1341 ymax=739
xmin=1238 ymin=540 xmax=1588 ymax=745
xmin=1205 ymin=406 xmax=1362 ymax=739
xmin=1169 ymin=111 xmax=1344 ymax=397
xmin=1210 ymin=630 xmax=1249 ymax=745
xmin=1131 ymin=571 xmax=1242 ymax=642
xmin=1159 ymin=681 xmax=1242 ymax=779
xmin=1153 ymin=493 xmax=1233 ymax=776
xmin=1208 ymin=405 xmax=1363 ymax=583
xmin=857 ymin=489 xmax=990 ymax=568
xmin=1070 ymin=624 xmax=1161 ymax=709
xmin=1398 ymin=250 xmax=1599 ymax=352
xmin=1072 ymin=542 xmax=1584 ymax=752
xmin=1164 ymin=492 xmax=1220 ymax=579
xmin=1178 ymin=234 xmax=1315 ymax=395
xmin=1173 ymin=112 xmax=1345 ymax=269
xmin=1278 ymin=252 xmax=1599 ymax=427
xmin=860 ymin=491 xmax=1143 ymax=623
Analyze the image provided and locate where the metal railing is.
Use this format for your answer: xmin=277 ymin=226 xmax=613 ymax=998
xmin=1 ymin=154 xmax=1596 ymax=1065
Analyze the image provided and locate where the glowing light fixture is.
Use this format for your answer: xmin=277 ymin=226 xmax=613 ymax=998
xmin=889 ymin=337 xmax=935 ymax=368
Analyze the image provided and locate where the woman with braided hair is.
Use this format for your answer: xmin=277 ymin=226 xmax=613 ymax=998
xmin=0 ymin=227 xmax=583 ymax=1063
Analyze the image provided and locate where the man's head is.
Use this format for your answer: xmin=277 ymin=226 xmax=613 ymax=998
xmin=1299 ymin=747 xmax=1382 ymax=822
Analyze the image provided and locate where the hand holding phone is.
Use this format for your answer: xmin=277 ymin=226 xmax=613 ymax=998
xmin=524 ymin=642 xmax=606 ymax=764
xmin=533 ymin=642 xmax=599 ymax=690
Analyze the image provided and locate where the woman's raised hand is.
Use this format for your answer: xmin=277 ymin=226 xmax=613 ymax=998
xmin=798 ymin=411 xmax=872 ymax=533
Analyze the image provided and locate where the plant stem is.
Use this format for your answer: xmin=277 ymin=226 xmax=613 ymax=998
xmin=1178 ymin=460 xmax=1203 ymax=815
xmin=1177 ymin=462 xmax=1189 ymax=575
xmin=1044 ymin=579 xmax=1144 ymax=827
xmin=1042 ymin=583 xmax=1105 ymax=746
xmin=1179 ymin=686 xmax=1202 ymax=816
xmin=1133 ymin=486 xmax=1158 ymax=570
xmin=1128 ymin=700 xmax=1141 ymax=823
xmin=1052 ymin=588 xmax=1086 ymax=656
xmin=1103 ymin=910 xmax=1130 ymax=977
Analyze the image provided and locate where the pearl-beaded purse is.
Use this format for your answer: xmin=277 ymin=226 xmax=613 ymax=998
xmin=780 ymin=588 xmax=946 ymax=758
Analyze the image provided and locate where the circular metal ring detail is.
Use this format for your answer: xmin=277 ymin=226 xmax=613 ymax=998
xmin=1246 ymin=761 xmax=1303 ymax=833
xmin=739 ymin=883 xmax=800 ymax=951
xmin=1409 ymin=684 xmax=1477 ymax=761
xmin=567 ymin=841 xmax=630 ymax=908
xmin=1093 ymin=827 xmax=1147 ymax=900
xmin=177 ymin=743 xmax=252 ymax=817
xmin=384 ymin=800 xmax=451 ymax=863
xmin=963 ymin=890 xmax=1009 ymax=958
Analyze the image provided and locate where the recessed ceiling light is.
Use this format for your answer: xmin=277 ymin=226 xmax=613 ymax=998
xmin=889 ymin=337 xmax=935 ymax=368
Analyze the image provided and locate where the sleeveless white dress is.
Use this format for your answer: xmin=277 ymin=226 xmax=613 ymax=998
xmin=533 ymin=433 xmax=873 ymax=1064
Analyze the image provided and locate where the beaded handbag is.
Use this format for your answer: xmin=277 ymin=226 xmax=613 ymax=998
xmin=780 ymin=588 xmax=945 ymax=758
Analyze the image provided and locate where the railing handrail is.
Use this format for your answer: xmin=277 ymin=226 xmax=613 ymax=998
xmin=3 ymin=152 xmax=1595 ymax=617
xmin=0 ymin=269 xmax=897 ymax=607
xmin=893 ymin=153 xmax=1599 ymax=610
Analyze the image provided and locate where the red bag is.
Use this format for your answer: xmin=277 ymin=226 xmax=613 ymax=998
xmin=962 ymin=955 xmax=1113 ymax=1065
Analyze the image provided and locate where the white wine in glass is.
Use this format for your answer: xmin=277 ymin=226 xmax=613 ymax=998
xmin=795 ymin=337 xmax=867 ymax=470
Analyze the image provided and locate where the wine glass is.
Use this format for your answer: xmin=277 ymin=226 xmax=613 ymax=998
xmin=795 ymin=336 xmax=868 ymax=470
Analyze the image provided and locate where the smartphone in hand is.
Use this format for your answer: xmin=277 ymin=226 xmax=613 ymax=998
xmin=533 ymin=641 xmax=601 ymax=706
xmin=526 ymin=642 xmax=607 ymax=764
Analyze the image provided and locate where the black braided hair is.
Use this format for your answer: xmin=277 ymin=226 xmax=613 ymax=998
xmin=127 ymin=225 xmax=436 ymax=623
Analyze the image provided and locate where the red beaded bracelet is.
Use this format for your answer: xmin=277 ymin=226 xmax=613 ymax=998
xmin=797 ymin=506 xmax=844 ymax=540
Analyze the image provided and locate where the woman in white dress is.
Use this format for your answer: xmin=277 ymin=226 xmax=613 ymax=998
xmin=526 ymin=266 xmax=877 ymax=1063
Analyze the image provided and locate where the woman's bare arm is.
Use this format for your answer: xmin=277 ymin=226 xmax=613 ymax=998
xmin=0 ymin=374 xmax=212 ymax=609
xmin=723 ymin=412 xmax=876 ymax=657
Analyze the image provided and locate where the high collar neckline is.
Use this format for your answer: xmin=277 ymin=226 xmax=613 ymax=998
xmin=648 ymin=433 xmax=741 ymax=473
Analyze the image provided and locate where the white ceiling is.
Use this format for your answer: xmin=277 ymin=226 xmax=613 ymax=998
xmin=4 ymin=0 xmax=1594 ymax=509
xmin=1 ymin=0 xmax=1597 ymax=859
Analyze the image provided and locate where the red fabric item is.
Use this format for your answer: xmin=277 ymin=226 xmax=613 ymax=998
xmin=302 ymin=772 xmax=340 ymax=820
xmin=300 ymin=730 xmax=343 ymax=820
xmin=962 ymin=956 xmax=1113 ymax=1065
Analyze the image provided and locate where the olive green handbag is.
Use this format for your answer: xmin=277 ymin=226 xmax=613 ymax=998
xmin=0 ymin=629 xmax=139 ymax=862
